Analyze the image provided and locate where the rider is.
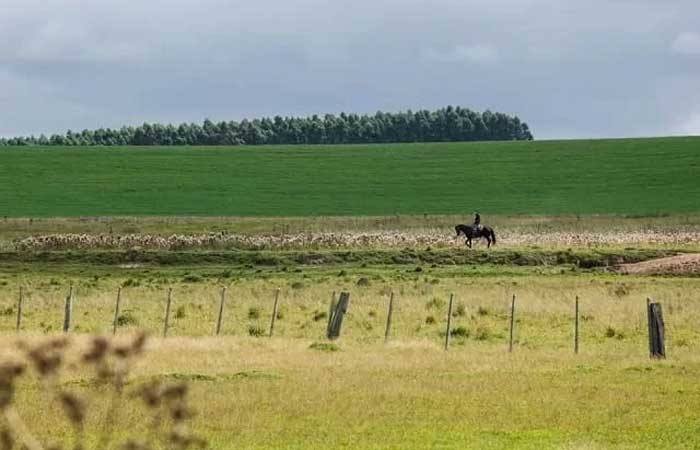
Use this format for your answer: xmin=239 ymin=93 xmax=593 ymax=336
xmin=473 ymin=212 xmax=482 ymax=232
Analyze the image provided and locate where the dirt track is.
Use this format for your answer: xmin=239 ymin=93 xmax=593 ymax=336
xmin=615 ymin=253 xmax=700 ymax=275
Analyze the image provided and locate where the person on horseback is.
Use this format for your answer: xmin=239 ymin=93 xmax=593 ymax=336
xmin=473 ymin=212 xmax=482 ymax=233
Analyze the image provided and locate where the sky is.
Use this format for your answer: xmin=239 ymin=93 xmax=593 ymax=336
xmin=1 ymin=0 xmax=699 ymax=140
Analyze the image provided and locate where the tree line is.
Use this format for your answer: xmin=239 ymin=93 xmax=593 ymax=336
xmin=0 ymin=106 xmax=532 ymax=146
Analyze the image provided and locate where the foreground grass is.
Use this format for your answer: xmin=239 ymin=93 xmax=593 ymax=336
xmin=1 ymin=266 xmax=699 ymax=448
xmin=1 ymin=137 xmax=699 ymax=217
xmin=5 ymin=336 xmax=700 ymax=449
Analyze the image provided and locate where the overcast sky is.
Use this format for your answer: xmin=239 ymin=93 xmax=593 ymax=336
xmin=1 ymin=0 xmax=699 ymax=139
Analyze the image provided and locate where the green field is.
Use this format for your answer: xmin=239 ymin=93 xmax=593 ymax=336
xmin=1 ymin=137 xmax=699 ymax=217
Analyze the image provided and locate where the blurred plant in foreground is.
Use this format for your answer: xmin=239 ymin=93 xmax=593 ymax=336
xmin=0 ymin=333 xmax=206 ymax=450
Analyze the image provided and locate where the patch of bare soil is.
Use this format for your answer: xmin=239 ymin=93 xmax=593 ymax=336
xmin=615 ymin=253 xmax=700 ymax=275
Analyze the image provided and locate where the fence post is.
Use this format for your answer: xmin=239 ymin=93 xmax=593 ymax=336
xmin=384 ymin=292 xmax=395 ymax=343
xmin=163 ymin=288 xmax=173 ymax=338
xmin=508 ymin=294 xmax=516 ymax=352
xmin=269 ymin=288 xmax=280 ymax=337
xmin=574 ymin=296 xmax=579 ymax=354
xmin=646 ymin=298 xmax=653 ymax=358
xmin=112 ymin=287 xmax=122 ymax=335
xmin=326 ymin=291 xmax=336 ymax=336
xmin=63 ymin=285 xmax=73 ymax=333
xmin=16 ymin=287 xmax=24 ymax=333
xmin=647 ymin=299 xmax=666 ymax=359
xmin=327 ymin=292 xmax=350 ymax=340
xmin=215 ymin=287 xmax=226 ymax=335
xmin=444 ymin=293 xmax=454 ymax=351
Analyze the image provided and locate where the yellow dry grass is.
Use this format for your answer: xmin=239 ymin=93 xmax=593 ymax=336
xmin=0 ymin=273 xmax=698 ymax=449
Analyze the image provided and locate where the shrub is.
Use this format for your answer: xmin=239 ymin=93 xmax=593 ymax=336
xmin=604 ymin=326 xmax=623 ymax=339
xmin=248 ymin=325 xmax=265 ymax=337
xmin=454 ymin=303 xmax=467 ymax=317
xmin=309 ymin=342 xmax=340 ymax=352
xmin=474 ymin=325 xmax=491 ymax=341
xmin=312 ymin=310 xmax=328 ymax=322
xmin=477 ymin=306 xmax=489 ymax=316
xmin=182 ymin=274 xmax=203 ymax=283
xmin=174 ymin=305 xmax=186 ymax=319
xmin=248 ymin=307 xmax=260 ymax=320
xmin=115 ymin=310 xmax=138 ymax=327
xmin=291 ymin=281 xmax=304 ymax=290
xmin=425 ymin=297 xmax=445 ymax=310
xmin=356 ymin=277 xmax=371 ymax=287
xmin=121 ymin=278 xmax=139 ymax=288
xmin=450 ymin=326 xmax=470 ymax=338
xmin=425 ymin=315 xmax=436 ymax=325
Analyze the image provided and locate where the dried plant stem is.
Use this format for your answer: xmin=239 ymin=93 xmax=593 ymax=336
xmin=95 ymin=359 xmax=129 ymax=450
xmin=3 ymin=407 xmax=44 ymax=450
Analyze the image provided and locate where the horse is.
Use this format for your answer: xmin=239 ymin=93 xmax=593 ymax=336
xmin=455 ymin=224 xmax=496 ymax=248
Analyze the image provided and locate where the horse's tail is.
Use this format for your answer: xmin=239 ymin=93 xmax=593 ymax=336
xmin=490 ymin=228 xmax=496 ymax=245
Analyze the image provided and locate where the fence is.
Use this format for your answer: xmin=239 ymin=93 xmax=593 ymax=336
xmin=6 ymin=285 xmax=669 ymax=358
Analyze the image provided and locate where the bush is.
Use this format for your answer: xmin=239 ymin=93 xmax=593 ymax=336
xmin=116 ymin=310 xmax=139 ymax=327
xmin=425 ymin=297 xmax=445 ymax=310
xmin=477 ymin=306 xmax=489 ymax=316
xmin=312 ymin=310 xmax=328 ymax=322
xmin=122 ymin=278 xmax=139 ymax=288
xmin=248 ymin=325 xmax=265 ymax=337
xmin=309 ymin=342 xmax=340 ymax=352
xmin=474 ymin=325 xmax=491 ymax=341
xmin=450 ymin=326 xmax=470 ymax=338
xmin=248 ymin=307 xmax=260 ymax=320
xmin=291 ymin=281 xmax=304 ymax=290
xmin=356 ymin=277 xmax=371 ymax=287
xmin=454 ymin=303 xmax=467 ymax=317
xmin=605 ymin=326 xmax=624 ymax=339
xmin=182 ymin=274 xmax=203 ymax=283
xmin=425 ymin=315 xmax=436 ymax=325
xmin=174 ymin=305 xmax=186 ymax=319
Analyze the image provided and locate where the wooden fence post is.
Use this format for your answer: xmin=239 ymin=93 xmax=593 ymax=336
xmin=63 ymin=285 xmax=73 ymax=333
xmin=327 ymin=292 xmax=350 ymax=340
xmin=574 ymin=296 xmax=579 ymax=354
xmin=16 ymin=287 xmax=24 ymax=333
xmin=384 ymin=292 xmax=395 ymax=343
xmin=647 ymin=299 xmax=666 ymax=359
xmin=215 ymin=287 xmax=226 ymax=336
xmin=112 ymin=287 xmax=122 ymax=335
xmin=269 ymin=288 xmax=280 ymax=337
xmin=326 ymin=291 xmax=336 ymax=336
xmin=508 ymin=294 xmax=516 ymax=352
xmin=444 ymin=293 xmax=454 ymax=351
xmin=163 ymin=288 xmax=173 ymax=338
xmin=646 ymin=298 xmax=653 ymax=357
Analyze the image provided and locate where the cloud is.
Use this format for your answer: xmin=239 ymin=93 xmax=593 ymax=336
xmin=1 ymin=0 xmax=700 ymax=139
xmin=672 ymin=112 xmax=700 ymax=136
xmin=422 ymin=44 xmax=499 ymax=64
xmin=671 ymin=32 xmax=700 ymax=56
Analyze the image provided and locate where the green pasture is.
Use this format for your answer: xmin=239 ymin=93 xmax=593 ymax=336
xmin=1 ymin=137 xmax=699 ymax=217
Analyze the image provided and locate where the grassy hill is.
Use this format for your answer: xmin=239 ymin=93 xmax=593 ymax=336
xmin=0 ymin=137 xmax=698 ymax=217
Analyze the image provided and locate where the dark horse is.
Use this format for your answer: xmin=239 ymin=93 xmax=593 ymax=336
xmin=455 ymin=224 xmax=496 ymax=248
